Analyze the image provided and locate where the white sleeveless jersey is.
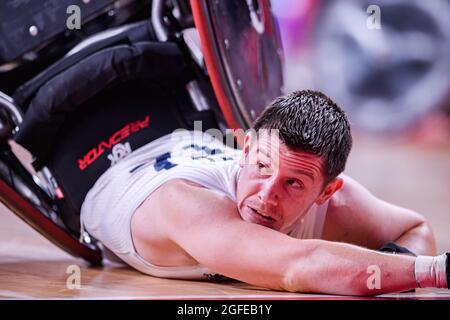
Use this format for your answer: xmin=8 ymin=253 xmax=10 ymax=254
xmin=81 ymin=130 xmax=329 ymax=279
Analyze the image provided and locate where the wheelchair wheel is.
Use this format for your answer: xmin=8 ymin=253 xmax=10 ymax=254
xmin=0 ymin=93 xmax=102 ymax=265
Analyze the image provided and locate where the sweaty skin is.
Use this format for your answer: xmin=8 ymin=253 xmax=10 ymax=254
xmin=131 ymin=132 xmax=436 ymax=295
xmin=236 ymin=130 xmax=329 ymax=234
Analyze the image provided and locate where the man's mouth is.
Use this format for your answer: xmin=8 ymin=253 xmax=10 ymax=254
xmin=249 ymin=207 xmax=276 ymax=222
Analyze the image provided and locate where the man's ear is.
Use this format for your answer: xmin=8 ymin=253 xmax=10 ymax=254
xmin=243 ymin=132 xmax=253 ymax=155
xmin=239 ymin=132 xmax=253 ymax=167
xmin=315 ymin=177 xmax=344 ymax=205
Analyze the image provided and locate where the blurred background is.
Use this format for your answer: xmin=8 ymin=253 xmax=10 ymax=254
xmin=0 ymin=0 xmax=449 ymax=299
xmin=0 ymin=0 xmax=450 ymax=299
xmin=272 ymin=0 xmax=450 ymax=251
xmin=0 ymin=0 xmax=449 ymax=257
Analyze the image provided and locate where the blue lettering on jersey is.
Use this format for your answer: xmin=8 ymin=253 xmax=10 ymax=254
xmin=183 ymin=144 xmax=223 ymax=156
xmin=152 ymin=144 xmax=236 ymax=172
xmin=153 ymin=152 xmax=177 ymax=172
xmin=182 ymin=144 xmax=231 ymax=162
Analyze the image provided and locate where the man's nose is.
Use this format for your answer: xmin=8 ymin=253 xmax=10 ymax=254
xmin=258 ymin=178 xmax=279 ymax=206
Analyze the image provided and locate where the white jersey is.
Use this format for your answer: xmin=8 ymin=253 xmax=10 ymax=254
xmin=80 ymin=130 xmax=329 ymax=280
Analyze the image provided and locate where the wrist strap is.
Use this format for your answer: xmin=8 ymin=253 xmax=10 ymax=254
xmin=414 ymin=254 xmax=448 ymax=288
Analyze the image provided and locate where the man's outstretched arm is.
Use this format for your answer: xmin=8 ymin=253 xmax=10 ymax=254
xmin=153 ymin=179 xmax=446 ymax=296
xmin=322 ymin=175 xmax=436 ymax=256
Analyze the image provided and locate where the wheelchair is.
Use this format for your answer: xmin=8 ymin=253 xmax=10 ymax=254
xmin=0 ymin=0 xmax=284 ymax=266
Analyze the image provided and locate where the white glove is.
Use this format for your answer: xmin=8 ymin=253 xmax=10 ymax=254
xmin=414 ymin=253 xmax=449 ymax=289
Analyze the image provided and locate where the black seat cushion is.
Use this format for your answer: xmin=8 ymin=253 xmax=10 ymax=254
xmin=13 ymin=37 xmax=221 ymax=234
xmin=47 ymin=79 xmax=217 ymax=234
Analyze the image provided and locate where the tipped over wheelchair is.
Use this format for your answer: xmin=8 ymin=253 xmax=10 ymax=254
xmin=0 ymin=0 xmax=284 ymax=265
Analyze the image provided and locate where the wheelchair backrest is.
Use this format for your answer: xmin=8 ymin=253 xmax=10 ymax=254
xmin=12 ymin=21 xmax=221 ymax=234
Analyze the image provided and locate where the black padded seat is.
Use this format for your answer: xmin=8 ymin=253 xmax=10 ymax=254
xmin=12 ymin=22 xmax=220 ymax=234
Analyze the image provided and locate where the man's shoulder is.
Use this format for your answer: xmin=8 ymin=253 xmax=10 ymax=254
xmin=135 ymin=177 xmax=238 ymax=237
xmin=322 ymin=174 xmax=378 ymax=241
xmin=327 ymin=174 xmax=368 ymax=215
xmin=161 ymin=178 xmax=221 ymax=194
xmin=159 ymin=178 xmax=236 ymax=209
xmin=163 ymin=178 xmax=206 ymax=189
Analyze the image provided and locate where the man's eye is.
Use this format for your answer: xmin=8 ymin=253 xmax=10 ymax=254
xmin=257 ymin=162 xmax=272 ymax=175
xmin=287 ymin=179 xmax=303 ymax=189
xmin=257 ymin=162 xmax=266 ymax=169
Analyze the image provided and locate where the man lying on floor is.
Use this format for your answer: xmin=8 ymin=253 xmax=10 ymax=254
xmin=81 ymin=90 xmax=449 ymax=295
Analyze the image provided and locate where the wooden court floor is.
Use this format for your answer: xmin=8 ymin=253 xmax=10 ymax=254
xmin=1 ymin=134 xmax=450 ymax=300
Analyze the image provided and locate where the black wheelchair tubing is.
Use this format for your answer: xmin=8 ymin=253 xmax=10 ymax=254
xmin=446 ymin=252 xmax=450 ymax=289
xmin=0 ymin=142 xmax=103 ymax=264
